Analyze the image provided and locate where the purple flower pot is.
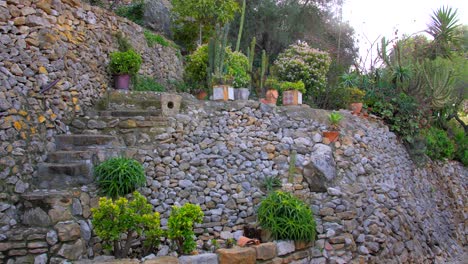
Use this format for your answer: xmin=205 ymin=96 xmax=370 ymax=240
xmin=114 ymin=74 xmax=130 ymax=90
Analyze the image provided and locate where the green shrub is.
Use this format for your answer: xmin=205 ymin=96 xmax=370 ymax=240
xmin=91 ymin=191 xmax=162 ymax=258
xmin=423 ymin=127 xmax=455 ymax=160
xmin=167 ymin=203 xmax=204 ymax=254
xmin=109 ymin=49 xmax=142 ymax=75
xmin=346 ymin=87 xmax=365 ymax=103
xmin=94 ymin=157 xmax=146 ymax=198
xmin=115 ymin=0 xmax=145 ymax=25
xmin=257 ymin=191 xmax=316 ymax=242
xmin=185 ymin=44 xmax=250 ymax=89
xmin=280 ymin=80 xmax=306 ymax=94
xmin=274 ymin=42 xmax=331 ymax=100
xmin=453 ymin=128 xmax=468 ymax=166
xmin=133 ymin=75 xmax=165 ymax=92
xmin=114 ymin=32 xmax=133 ymax=52
xmin=144 ymin=30 xmax=169 ymax=47
xmin=263 ymin=175 xmax=282 ymax=192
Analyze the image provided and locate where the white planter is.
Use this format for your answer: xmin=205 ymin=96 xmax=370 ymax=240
xmin=212 ymin=85 xmax=235 ymax=101
xmin=235 ymin=88 xmax=250 ymax=100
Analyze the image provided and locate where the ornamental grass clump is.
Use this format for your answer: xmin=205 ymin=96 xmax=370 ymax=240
xmin=94 ymin=157 xmax=146 ymax=198
xmin=91 ymin=191 xmax=162 ymax=258
xmin=257 ymin=191 xmax=316 ymax=242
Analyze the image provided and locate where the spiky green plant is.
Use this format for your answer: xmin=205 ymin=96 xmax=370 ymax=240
xmin=235 ymin=0 xmax=246 ymax=52
xmin=260 ymin=50 xmax=268 ymax=91
xmin=417 ymin=58 xmax=456 ymax=109
xmin=257 ymin=191 xmax=316 ymax=242
xmin=248 ymin=37 xmax=256 ymax=73
xmin=426 ymin=6 xmax=461 ymax=59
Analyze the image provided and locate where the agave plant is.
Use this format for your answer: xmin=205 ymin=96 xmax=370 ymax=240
xmin=426 ymin=6 xmax=461 ymax=59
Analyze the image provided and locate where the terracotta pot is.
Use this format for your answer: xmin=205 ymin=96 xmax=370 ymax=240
xmin=195 ymin=90 xmax=207 ymax=100
xmin=282 ymin=90 xmax=303 ymax=105
xmin=261 ymin=89 xmax=279 ymax=104
xmin=350 ymin=102 xmax=363 ymax=115
xmin=323 ymin=131 xmax=340 ymax=142
xmin=114 ymin=74 xmax=130 ymax=90
xmin=237 ymin=236 xmax=260 ymax=247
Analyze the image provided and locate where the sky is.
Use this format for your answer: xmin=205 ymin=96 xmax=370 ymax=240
xmin=342 ymin=0 xmax=468 ymax=68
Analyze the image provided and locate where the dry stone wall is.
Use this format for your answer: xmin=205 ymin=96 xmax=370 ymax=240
xmin=0 ymin=0 xmax=183 ymax=234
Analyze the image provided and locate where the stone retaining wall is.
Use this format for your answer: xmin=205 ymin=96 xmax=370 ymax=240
xmin=0 ymin=0 xmax=183 ymax=233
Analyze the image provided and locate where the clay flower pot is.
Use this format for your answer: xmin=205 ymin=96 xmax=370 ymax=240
xmin=195 ymin=90 xmax=208 ymax=100
xmin=237 ymin=236 xmax=260 ymax=247
xmin=350 ymin=102 xmax=363 ymax=115
xmin=260 ymin=89 xmax=279 ymax=105
xmin=323 ymin=131 xmax=340 ymax=142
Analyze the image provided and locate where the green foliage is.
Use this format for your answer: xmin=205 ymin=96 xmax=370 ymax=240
xmin=235 ymin=0 xmax=246 ymax=52
xmin=340 ymin=72 xmax=360 ymax=88
xmin=132 ymin=75 xmax=165 ymax=92
xmin=171 ymin=0 xmax=239 ymax=49
xmin=453 ymin=128 xmax=468 ymax=166
xmin=280 ymin=80 xmax=306 ymax=94
xmin=423 ymin=127 xmax=455 ymax=160
xmin=114 ymin=32 xmax=133 ymax=52
xmin=265 ymin=77 xmax=281 ymax=90
xmin=144 ymin=30 xmax=169 ymax=47
xmin=369 ymin=93 xmax=424 ymax=142
xmin=109 ymin=49 xmax=142 ymax=75
xmin=227 ymin=51 xmax=250 ymax=88
xmin=167 ymin=203 xmax=204 ymax=255
xmin=115 ymin=0 xmax=145 ymax=25
xmin=260 ymin=50 xmax=268 ymax=91
xmin=94 ymin=157 xmax=146 ymax=198
xmin=226 ymin=238 xmax=235 ymax=248
xmin=329 ymin=112 xmax=343 ymax=128
xmin=346 ymin=87 xmax=365 ymax=103
xmin=248 ymin=37 xmax=256 ymax=73
xmin=91 ymin=192 xmax=162 ymax=258
xmin=426 ymin=6 xmax=462 ymax=59
xmin=274 ymin=42 xmax=331 ymax=102
xmin=263 ymin=175 xmax=282 ymax=192
xmin=210 ymin=239 xmax=220 ymax=252
xmin=257 ymin=191 xmax=316 ymax=242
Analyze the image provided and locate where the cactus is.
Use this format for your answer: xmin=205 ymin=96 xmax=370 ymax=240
xmin=209 ymin=23 xmax=230 ymax=84
xmin=248 ymin=37 xmax=256 ymax=72
xmin=417 ymin=58 xmax=455 ymax=109
xmin=235 ymin=0 xmax=246 ymax=52
xmin=260 ymin=50 xmax=268 ymax=91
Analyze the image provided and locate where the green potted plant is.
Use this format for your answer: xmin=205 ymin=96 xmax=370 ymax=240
xmin=323 ymin=112 xmax=343 ymax=142
xmin=260 ymin=77 xmax=280 ymax=105
xmin=228 ymin=51 xmax=251 ymax=100
xmin=280 ymin=80 xmax=306 ymax=105
xmin=109 ymin=49 xmax=142 ymax=90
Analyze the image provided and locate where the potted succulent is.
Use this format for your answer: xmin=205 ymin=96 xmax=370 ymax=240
xmin=347 ymin=87 xmax=365 ymax=115
xmin=280 ymin=80 xmax=306 ymax=105
xmin=260 ymin=77 xmax=280 ymax=105
xmin=109 ymin=49 xmax=142 ymax=90
xmin=323 ymin=112 xmax=343 ymax=142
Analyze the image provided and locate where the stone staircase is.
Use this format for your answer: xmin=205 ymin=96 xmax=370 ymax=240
xmin=0 ymin=92 xmax=182 ymax=263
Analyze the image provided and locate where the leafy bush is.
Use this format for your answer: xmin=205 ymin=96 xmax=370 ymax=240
xmin=109 ymin=50 xmax=142 ymax=75
xmin=95 ymin=157 xmax=146 ymax=198
xmin=280 ymin=80 xmax=306 ymax=94
xmin=168 ymin=203 xmax=204 ymax=254
xmin=91 ymin=191 xmax=162 ymax=258
xmin=274 ymin=41 xmax=331 ymax=100
xmin=257 ymin=191 xmax=316 ymax=242
xmin=133 ymin=75 xmax=165 ymax=92
xmin=423 ymin=127 xmax=455 ymax=160
xmin=346 ymin=87 xmax=365 ymax=103
xmin=452 ymin=126 xmax=468 ymax=166
xmin=227 ymin=51 xmax=250 ymax=88
xmin=115 ymin=0 xmax=145 ymax=25
xmin=144 ymin=30 xmax=169 ymax=47
xmin=369 ymin=93 xmax=424 ymax=142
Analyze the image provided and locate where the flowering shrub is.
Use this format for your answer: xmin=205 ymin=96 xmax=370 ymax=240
xmin=274 ymin=41 xmax=331 ymax=98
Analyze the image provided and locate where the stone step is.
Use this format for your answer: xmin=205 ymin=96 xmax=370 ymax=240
xmin=21 ymin=189 xmax=72 ymax=201
xmin=55 ymin=134 xmax=117 ymax=150
xmin=47 ymin=150 xmax=94 ymax=163
xmin=99 ymin=110 xmax=163 ymax=117
xmin=35 ymin=162 xmax=93 ymax=189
